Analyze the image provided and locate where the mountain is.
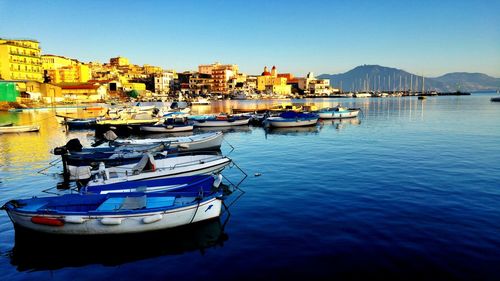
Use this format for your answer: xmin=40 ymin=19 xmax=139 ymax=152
xmin=318 ymin=65 xmax=500 ymax=92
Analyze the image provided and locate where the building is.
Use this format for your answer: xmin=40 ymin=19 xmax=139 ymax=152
xmin=41 ymin=54 xmax=90 ymax=84
xmin=0 ymin=81 xmax=19 ymax=102
xmin=298 ymin=72 xmax=331 ymax=95
xmin=154 ymin=71 xmax=175 ymax=94
xmin=257 ymin=66 xmax=291 ymax=95
xmin=189 ymin=73 xmax=212 ymax=95
xmin=0 ymin=39 xmax=43 ymax=82
xmin=60 ymin=83 xmax=107 ymax=102
xmin=25 ymin=81 xmax=62 ymax=103
xmin=110 ymin=56 xmax=130 ymax=67
xmin=198 ymin=62 xmax=239 ymax=76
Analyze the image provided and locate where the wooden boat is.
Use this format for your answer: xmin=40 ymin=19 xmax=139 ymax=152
xmin=72 ymin=153 xmax=231 ymax=182
xmin=190 ymin=114 xmax=250 ymax=127
xmin=110 ymin=132 xmax=224 ymax=151
xmin=317 ymin=106 xmax=360 ymax=119
xmin=2 ymin=189 xmax=223 ymax=235
xmin=140 ymin=117 xmax=194 ymax=133
xmin=265 ymin=112 xmax=319 ymax=128
xmin=0 ymin=125 xmax=40 ymax=134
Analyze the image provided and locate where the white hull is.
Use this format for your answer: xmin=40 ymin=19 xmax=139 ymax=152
xmin=86 ymin=155 xmax=231 ymax=186
xmin=317 ymin=110 xmax=359 ymax=119
xmin=112 ymin=132 xmax=223 ymax=151
xmin=266 ymin=118 xmax=318 ymax=128
xmin=139 ymin=125 xmax=194 ymax=133
xmin=0 ymin=125 xmax=40 ymax=133
xmin=192 ymin=119 xmax=250 ymax=127
xmin=8 ymin=198 xmax=222 ymax=235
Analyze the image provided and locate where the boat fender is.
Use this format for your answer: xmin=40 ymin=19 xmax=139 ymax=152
xmin=213 ymin=174 xmax=223 ymax=187
xmin=166 ymin=125 xmax=174 ymax=129
xmin=65 ymin=216 xmax=85 ymax=224
xmin=31 ymin=216 xmax=64 ymax=226
xmin=178 ymin=144 xmax=189 ymax=149
xmin=100 ymin=217 xmax=123 ymax=225
xmin=142 ymin=214 xmax=163 ymax=224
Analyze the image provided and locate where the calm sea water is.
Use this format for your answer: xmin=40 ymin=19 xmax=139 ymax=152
xmin=0 ymin=94 xmax=499 ymax=280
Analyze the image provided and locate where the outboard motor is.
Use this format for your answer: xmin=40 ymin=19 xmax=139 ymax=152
xmin=53 ymin=138 xmax=83 ymax=155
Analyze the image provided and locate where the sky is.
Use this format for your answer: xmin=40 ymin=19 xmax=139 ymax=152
xmin=0 ymin=0 xmax=499 ymax=77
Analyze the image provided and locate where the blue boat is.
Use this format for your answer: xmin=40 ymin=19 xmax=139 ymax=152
xmin=2 ymin=188 xmax=224 ymax=235
xmin=82 ymin=174 xmax=221 ymax=194
xmin=265 ymin=111 xmax=319 ymax=128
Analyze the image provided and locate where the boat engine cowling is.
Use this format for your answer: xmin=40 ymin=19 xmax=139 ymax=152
xmin=54 ymin=138 xmax=83 ymax=155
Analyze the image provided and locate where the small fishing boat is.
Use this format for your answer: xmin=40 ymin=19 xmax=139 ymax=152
xmin=265 ymin=111 xmax=319 ymax=128
xmin=2 ymin=189 xmax=224 ymax=235
xmin=0 ymin=125 xmax=40 ymax=134
xmin=190 ymin=114 xmax=250 ymax=127
xmin=317 ymin=106 xmax=360 ymax=119
xmin=140 ymin=117 xmax=194 ymax=133
xmin=71 ymin=153 xmax=231 ymax=182
xmin=110 ymin=132 xmax=224 ymax=151
xmin=66 ymin=118 xmax=98 ymax=130
xmin=83 ymin=174 xmax=221 ymax=195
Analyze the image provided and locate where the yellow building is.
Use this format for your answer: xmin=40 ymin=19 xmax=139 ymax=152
xmin=122 ymin=82 xmax=146 ymax=91
xmin=110 ymin=56 xmax=130 ymax=66
xmin=0 ymin=39 xmax=43 ymax=82
xmin=42 ymin=54 xmax=76 ymax=70
xmin=42 ymin=54 xmax=90 ymax=83
xmin=257 ymin=66 xmax=291 ymax=95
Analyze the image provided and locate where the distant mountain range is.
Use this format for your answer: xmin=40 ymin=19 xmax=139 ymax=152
xmin=318 ymin=65 xmax=500 ymax=92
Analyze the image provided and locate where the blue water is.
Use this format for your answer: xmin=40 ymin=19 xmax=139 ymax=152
xmin=1 ymin=94 xmax=499 ymax=280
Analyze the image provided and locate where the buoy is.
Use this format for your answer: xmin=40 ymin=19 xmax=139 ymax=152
xmin=31 ymin=216 xmax=64 ymax=226
xmin=65 ymin=216 xmax=85 ymax=224
xmin=100 ymin=217 xmax=123 ymax=225
xmin=142 ymin=214 xmax=163 ymax=224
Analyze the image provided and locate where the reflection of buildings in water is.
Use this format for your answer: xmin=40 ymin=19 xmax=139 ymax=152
xmin=10 ymin=218 xmax=229 ymax=271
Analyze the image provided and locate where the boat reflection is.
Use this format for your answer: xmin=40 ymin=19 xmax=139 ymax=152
xmin=319 ymin=118 xmax=361 ymax=130
xmin=265 ymin=125 xmax=320 ymax=136
xmin=9 ymin=217 xmax=229 ymax=272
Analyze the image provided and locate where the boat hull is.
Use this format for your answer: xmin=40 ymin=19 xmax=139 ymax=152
xmin=140 ymin=125 xmax=194 ymax=133
xmin=6 ymin=198 xmax=222 ymax=235
xmin=317 ymin=110 xmax=359 ymax=119
xmin=266 ymin=118 xmax=318 ymax=128
xmin=0 ymin=125 xmax=40 ymax=133
xmin=192 ymin=119 xmax=250 ymax=127
xmin=112 ymin=132 xmax=224 ymax=151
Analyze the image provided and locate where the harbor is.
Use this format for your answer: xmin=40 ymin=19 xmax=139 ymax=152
xmin=0 ymin=93 xmax=499 ymax=280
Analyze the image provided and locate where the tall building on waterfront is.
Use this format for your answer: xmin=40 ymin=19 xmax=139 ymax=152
xmin=42 ymin=54 xmax=90 ymax=83
xmin=0 ymin=38 xmax=43 ymax=82
xmin=199 ymin=62 xmax=239 ymax=94
xmin=257 ymin=66 xmax=291 ymax=95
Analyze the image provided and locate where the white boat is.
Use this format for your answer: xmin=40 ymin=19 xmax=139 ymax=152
xmin=140 ymin=117 xmax=194 ymax=133
xmin=265 ymin=112 xmax=319 ymax=128
xmin=111 ymin=132 xmax=224 ymax=151
xmin=190 ymin=115 xmax=250 ymax=127
xmin=80 ymin=153 xmax=232 ymax=184
xmin=354 ymin=92 xmax=372 ymax=98
xmin=0 ymin=125 xmax=40 ymax=134
xmin=317 ymin=106 xmax=360 ymax=119
xmin=2 ymin=190 xmax=223 ymax=235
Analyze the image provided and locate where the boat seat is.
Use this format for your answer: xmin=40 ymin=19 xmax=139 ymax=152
xmin=146 ymin=197 xmax=175 ymax=208
xmin=96 ymin=197 xmax=124 ymax=211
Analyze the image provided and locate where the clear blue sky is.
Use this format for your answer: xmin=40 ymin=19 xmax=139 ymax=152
xmin=1 ymin=0 xmax=499 ymax=77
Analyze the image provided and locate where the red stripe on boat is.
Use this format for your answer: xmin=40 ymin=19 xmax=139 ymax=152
xmin=31 ymin=216 xmax=64 ymax=226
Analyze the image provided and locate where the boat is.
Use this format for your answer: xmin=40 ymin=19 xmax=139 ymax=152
xmin=0 ymin=125 xmax=40 ymax=134
xmin=72 ymin=153 xmax=231 ymax=182
xmin=66 ymin=118 xmax=98 ymax=130
xmin=140 ymin=117 xmax=194 ymax=133
xmin=191 ymin=97 xmax=211 ymax=105
xmin=189 ymin=114 xmax=250 ymax=127
xmin=265 ymin=111 xmax=319 ymax=128
xmin=491 ymin=97 xmax=500 ymax=102
xmin=269 ymin=103 xmax=302 ymax=112
xmin=110 ymin=132 xmax=224 ymax=151
xmin=354 ymin=92 xmax=372 ymax=98
xmin=418 ymin=96 xmax=427 ymax=100
xmin=2 ymin=189 xmax=224 ymax=235
xmin=0 ymin=122 xmax=13 ymax=127
xmin=83 ymin=174 xmax=221 ymax=195
xmin=317 ymin=106 xmax=360 ymax=119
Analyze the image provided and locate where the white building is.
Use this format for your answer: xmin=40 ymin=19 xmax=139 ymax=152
xmin=154 ymin=72 xmax=175 ymax=94
xmin=298 ymin=72 xmax=332 ymax=95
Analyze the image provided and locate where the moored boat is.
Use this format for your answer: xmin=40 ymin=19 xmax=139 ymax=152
xmin=265 ymin=111 xmax=319 ymax=128
xmin=317 ymin=106 xmax=360 ymax=119
xmin=0 ymin=125 xmax=40 ymax=134
xmin=2 ymin=189 xmax=224 ymax=235
xmin=0 ymin=122 xmax=13 ymax=127
xmin=66 ymin=118 xmax=98 ymax=130
xmin=140 ymin=117 xmax=194 ymax=133
xmin=110 ymin=131 xmax=224 ymax=151
xmin=189 ymin=114 xmax=250 ymax=127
